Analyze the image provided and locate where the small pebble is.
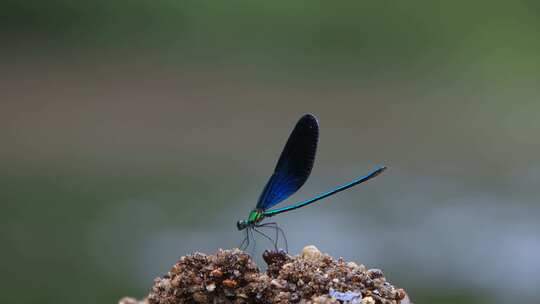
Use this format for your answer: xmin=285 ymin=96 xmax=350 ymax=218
xmin=157 ymin=279 xmax=171 ymax=292
xmin=271 ymin=278 xmax=286 ymax=289
xmin=400 ymin=294 xmax=411 ymax=304
xmin=206 ymin=283 xmax=216 ymax=292
xmin=192 ymin=291 xmax=207 ymax=303
xmin=210 ymin=268 xmax=223 ymax=277
xmin=362 ymin=296 xmax=375 ymax=304
xmin=118 ymin=297 xmax=140 ymax=304
xmin=237 ymin=293 xmax=248 ymax=299
xmin=301 ymin=245 xmax=323 ymax=261
xmin=222 ymin=279 xmax=237 ymax=288
xmin=397 ymin=288 xmax=406 ymax=300
xmin=367 ymin=269 xmax=384 ymax=279
xmin=329 ymin=288 xmax=362 ymax=303
xmin=373 ymin=278 xmax=385 ymax=288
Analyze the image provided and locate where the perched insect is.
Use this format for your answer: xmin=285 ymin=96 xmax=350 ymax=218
xmin=237 ymin=114 xmax=386 ymax=251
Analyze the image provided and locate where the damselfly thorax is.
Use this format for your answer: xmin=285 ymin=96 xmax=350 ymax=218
xmin=236 ymin=209 xmax=265 ymax=230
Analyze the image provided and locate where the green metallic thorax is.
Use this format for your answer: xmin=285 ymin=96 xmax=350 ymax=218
xmin=247 ymin=209 xmax=265 ymax=225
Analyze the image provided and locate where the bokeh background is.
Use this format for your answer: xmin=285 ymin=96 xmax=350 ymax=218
xmin=1 ymin=1 xmax=539 ymax=303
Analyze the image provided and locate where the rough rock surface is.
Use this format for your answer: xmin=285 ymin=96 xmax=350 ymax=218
xmin=122 ymin=245 xmax=410 ymax=304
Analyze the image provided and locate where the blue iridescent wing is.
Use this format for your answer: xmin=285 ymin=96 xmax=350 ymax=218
xmin=256 ymin=114 xmax=319 ymax=210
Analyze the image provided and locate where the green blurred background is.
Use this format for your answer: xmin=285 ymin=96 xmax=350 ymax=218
xmin=1 ymin=1 xmax=539 ymax=303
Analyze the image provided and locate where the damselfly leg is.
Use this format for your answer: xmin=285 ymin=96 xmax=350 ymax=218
xmin=252 ymin=227 xmax=278 ymax=250
xmin=257 ymin=222 xmax=288 ymax=252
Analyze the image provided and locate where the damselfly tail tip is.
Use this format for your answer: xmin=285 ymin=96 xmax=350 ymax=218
xmin=373 ymin=165 xmax=388 ymax=176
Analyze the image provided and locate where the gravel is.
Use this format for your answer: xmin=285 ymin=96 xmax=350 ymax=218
xmin=121 ymin=245 xmax=410 ymax=304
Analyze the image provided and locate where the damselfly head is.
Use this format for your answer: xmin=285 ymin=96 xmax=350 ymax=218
xmin=236 ymin=220 xmax=248 ymax=230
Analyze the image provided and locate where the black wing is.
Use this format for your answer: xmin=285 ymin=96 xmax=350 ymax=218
xmin=256 ymin=114 xmax=319 ymax=210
